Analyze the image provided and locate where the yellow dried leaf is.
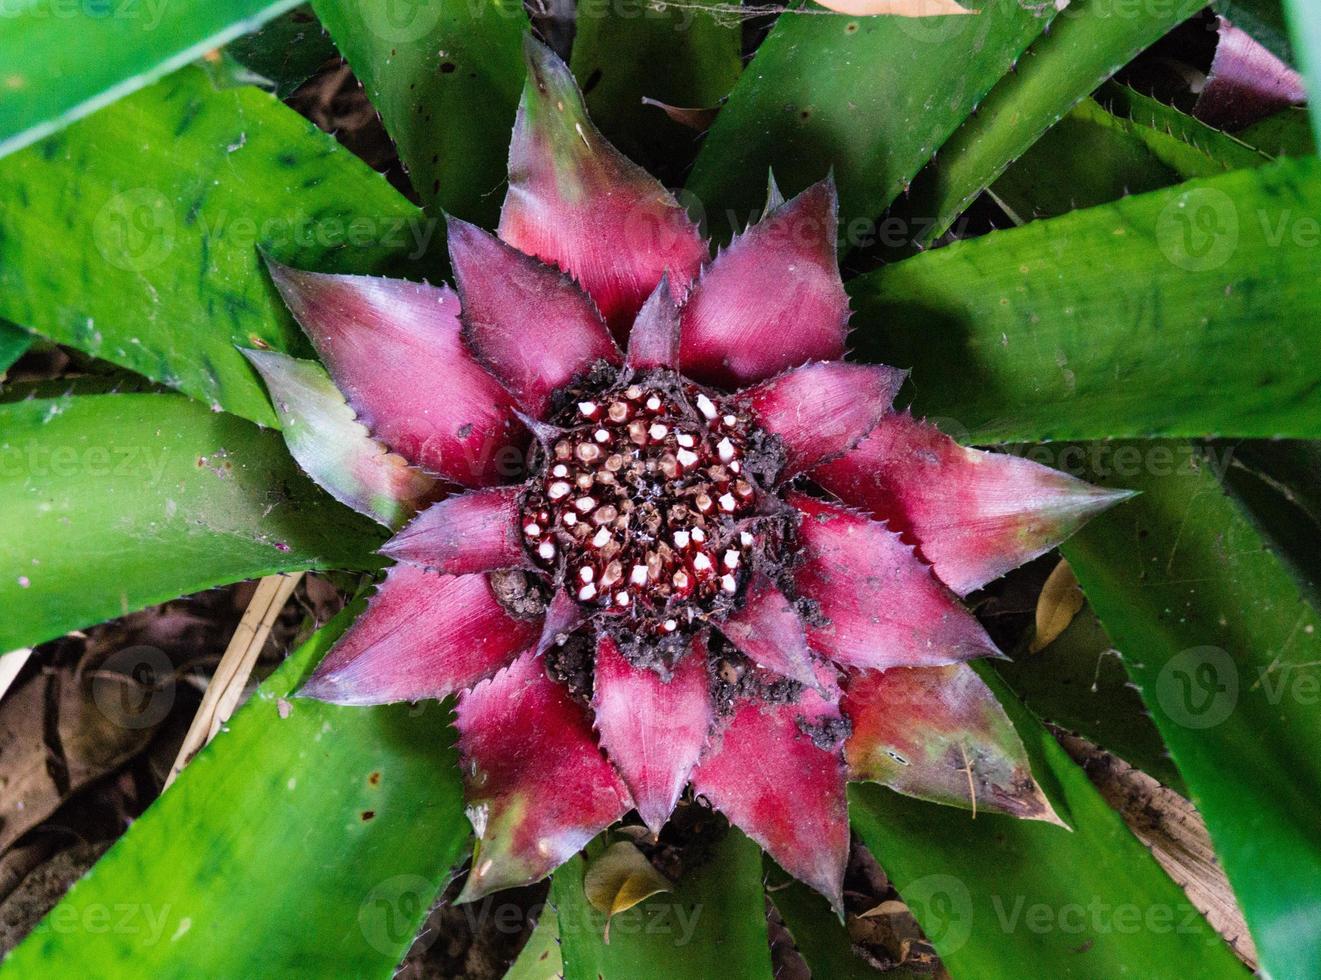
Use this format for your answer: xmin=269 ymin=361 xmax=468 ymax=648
xmin=583 ymin=841 xmax=672 ymax=941
xmin=1031 ymin=559 xmax=1085 ymax=652
xmin=813 ymin=0 xmax=973 ymax=17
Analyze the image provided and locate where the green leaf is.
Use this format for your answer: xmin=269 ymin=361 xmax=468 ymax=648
xmin=687 ymin=0 xmax=1058 ymax=240
xmin=0 ymin=0 xmax=301 ymax=158
xmin=571 ymin=0 xmax=741 ymax=180
xmin=992 ymin=88 xmax=1271 ymax=224
xmin=1236 ymin=106 xmax=1317 ymax=157
xmin=991 ymin=99 xmax=1207 ymax=222
xmin=505 ymin=906 xmax=564 ymax=980
xmin=0 ymin=323 xmax=30 ymax=376
xmin=849 ymin=157 xmax=1321 ymax=443
xmin=993 ymin=605 xmax=1185 ymax=792
xmin=0 ymin=392 xmax=382 ymax=651
xmin=1062 ymin=442 xmax=1321 ymax=979
xmin=1283 ymin=0 xmax=1321 ymax=153
xmin=1220 ymin=439 xmax=1321 ymax=603
xmin=553 ymin=827 xmax=773 ymax=980
xmin=897 ymin=0 xmax=1208 ymax=246
xmin=0 ymin=66 xmax=432 ymax=428
xmin=848 ymin=667 xmax=1242 ymax=978
xmin=224 ymin=4 xmax=336 ymax=97
xmin=0 ymin=609 xmax=470 ymax=978
xmin=312 ymin=0 xmax=527 ymax=223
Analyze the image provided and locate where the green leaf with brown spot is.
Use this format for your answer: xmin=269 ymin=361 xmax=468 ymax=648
xmin=0 ymin=392 xmax=383 ymax=651
xmin=312 ymin=0 xmax=527 ymax=223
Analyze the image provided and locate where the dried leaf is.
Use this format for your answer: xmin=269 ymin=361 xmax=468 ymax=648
xmin=813 ymin=0 xmax=973 ymax=17
xmin=1031 ymin=559 xmax=1084 ymax=652
xmin=639 ymin=97 xmax=720 ymax=132
xmin=582 ymin=841 xmax=672 ymax=941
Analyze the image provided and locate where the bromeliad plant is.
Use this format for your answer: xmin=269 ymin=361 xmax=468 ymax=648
xmin=1 ymin=1 xmax=1319 ymax=979
xmin=247 ymin=38 xmax=1129 ymax=908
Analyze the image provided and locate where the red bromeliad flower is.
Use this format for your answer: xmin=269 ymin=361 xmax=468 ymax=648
xmin=243 ymin=38 xmax=1131 ymax=912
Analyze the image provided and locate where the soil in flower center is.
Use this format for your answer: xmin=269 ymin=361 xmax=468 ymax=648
xmin=520 ymin=374 xmax=778 ymax=634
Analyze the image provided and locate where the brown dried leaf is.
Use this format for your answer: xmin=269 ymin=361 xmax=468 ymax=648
xmin=582 ymin=841 xmax=672 ymax=941
xmin=1031 ymin=559 xmax=1084 ymax=652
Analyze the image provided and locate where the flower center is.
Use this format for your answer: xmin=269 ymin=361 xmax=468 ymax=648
xmin=521 ymin=377 xmax=762 ymax=632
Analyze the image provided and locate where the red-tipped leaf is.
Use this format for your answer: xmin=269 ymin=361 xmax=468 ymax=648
xmin=265 ymin=262 xmax=523 ymax=487
xmin=499 ymin=37 xmax=707 ymax=337
xmin=843 ymin=664 xmax=1061 ymax=823
xmin=625 ymin=276 xmax=682 ymax=372
xmin=679 ymin=180 xmax=849 ymax=388
xmin=242 ymin=348 xmax=435 ymax=529
xmin=298 ymin=566 xmax=539 ymax=706
xmin=738 ymin=362 xmax=906 ymax=478
xmin=381 ymin=486 xmax=531 ymax=575
xmin=693 ymin=683 xmax=850 ymax=913
xmin=718 ymin=572 xmax=819 ymax=687
xmin=788 ymin=492 xmax=1001 ymax=672
xmin=593 ymin=634 xmax=714 ymax=833
xmin=448 ymin=217 xmax=621 ymax=418
xmin=456 ymin=652 xmax=633 ymax=901
xmin=535 ymin=588 xmax=590 ymax=657
xmin=811 ymin=414 xmax=1134 ymax=596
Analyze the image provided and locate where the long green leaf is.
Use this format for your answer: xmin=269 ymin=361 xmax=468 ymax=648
xmin=849 ymin=667 xmax=1242 ymax=978
xmin=849 ymin=157 xmax=1321 ymax=443
xmin=687 ymin=0 xmax=1059 ymax=240
xmin=571 ymin=0 xmax=741 ymax=180
xmin=897 ymin=0 xmax=1208 ymax=245
xmin=504 ymin=906 xmax=564 ymax=980
xmin=0 ymin=66 xmax=432 ymax=428
xmin=312 ymin=0 xmax=527 ymax=223
xmin=0 ymin=0 xmax=301 ymax=158
xmin=1221 ymin=439 xmax=1321 ymax=602
xmin=0 ymin=610 xmax=469 ymax=978
xmin=1283 ymin=0 xmax=1321 ymax=153
xmin=992 ymin=88 xmax=1270 ymax=222
xmin=1062 ymin=442 xmax=1321 ymax=978
xmin=552 ymin=828 xmax=773 ymax=980
xmin=0 ymin=393 xmax=382 ymax=651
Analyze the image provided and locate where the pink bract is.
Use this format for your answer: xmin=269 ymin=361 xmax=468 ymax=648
xmin=250 ymin=36 xmax=1132 ymax=910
